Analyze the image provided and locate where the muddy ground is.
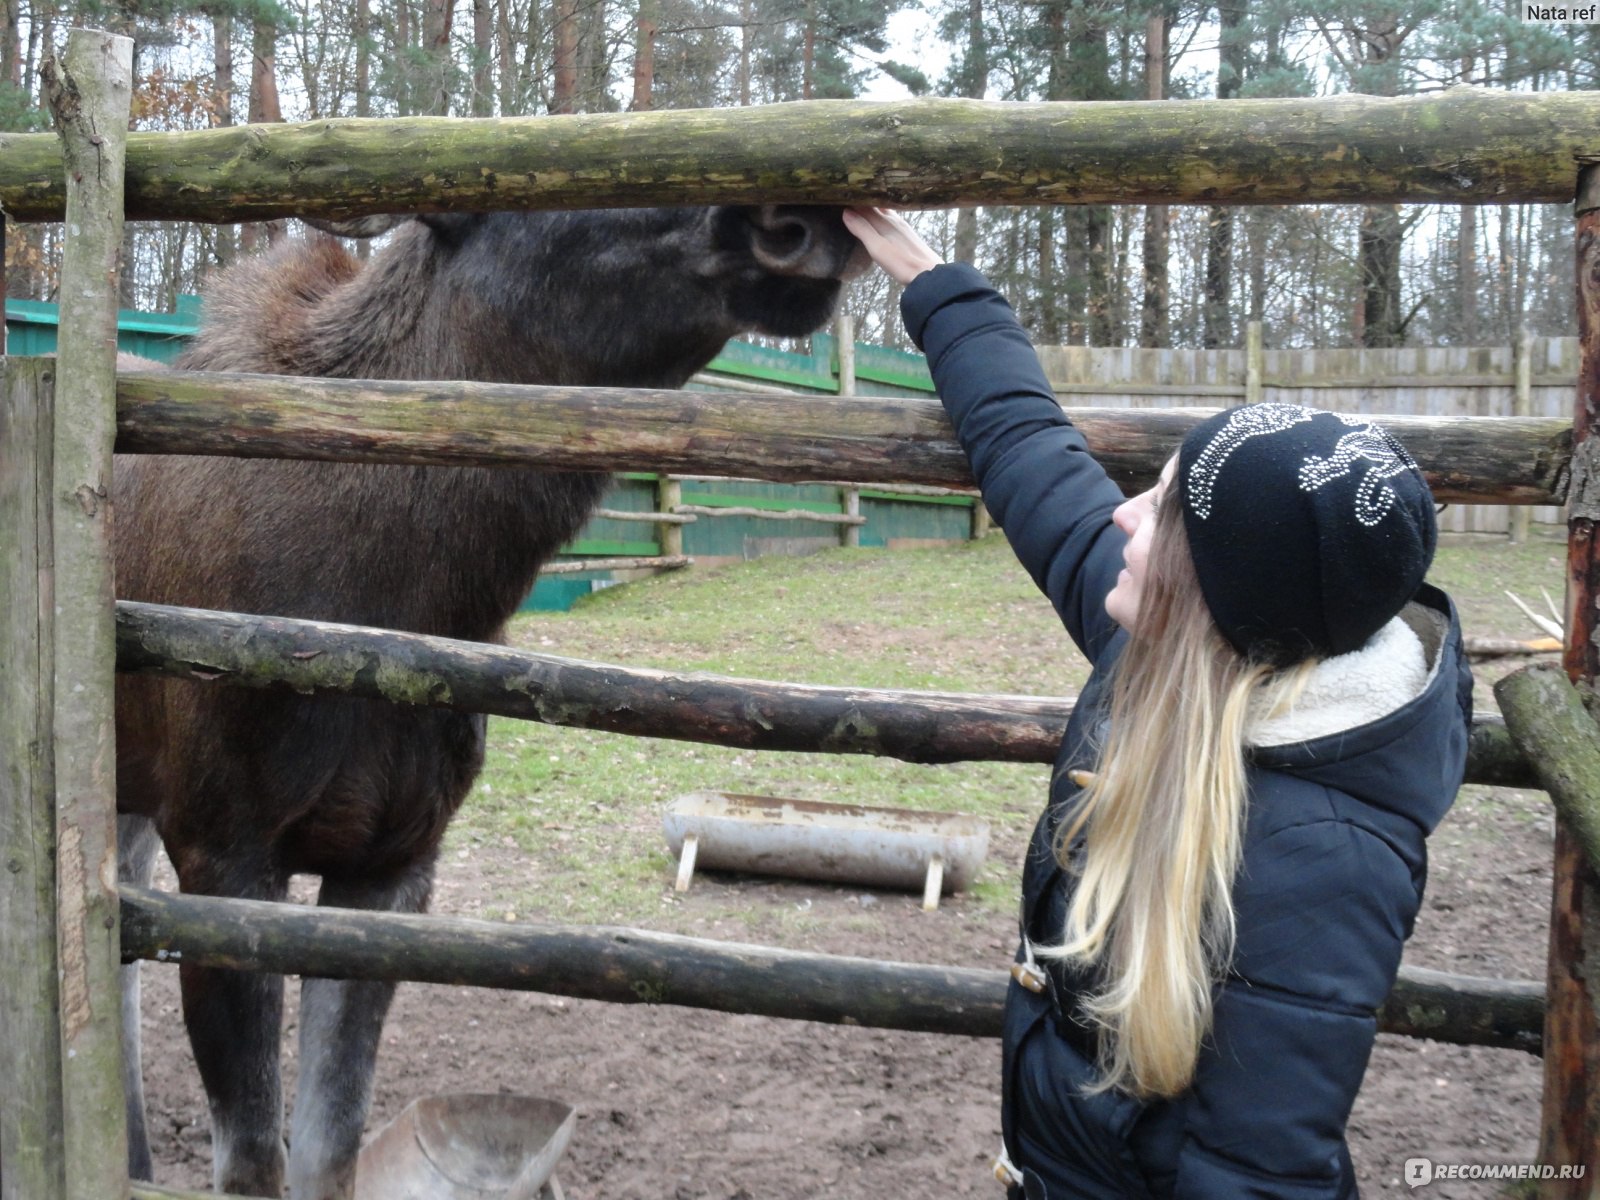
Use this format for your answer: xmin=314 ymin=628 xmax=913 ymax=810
xmin=135 ymin=767 xmax=1552 ymax=1200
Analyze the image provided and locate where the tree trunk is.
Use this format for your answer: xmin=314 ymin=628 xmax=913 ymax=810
xmin=630 ymin=0 xmax=657 ymax=111
xmin=471 ymin=0 xmax=492 ymax=115
xmin=1354 ymin=14 xmax=1403 ymax=348
xmin=1 ymin=0 xmax=20 ymax=88
xmin=355 ymin=0 xmax=372 ymax=116
xmin=551 ymin=0 xmax=578 ymax=112
xmin=802 ymin=0 xmax=815 ymax=100
xmin=423 ymin=0 xmax=455 ymax=115
xmin=1203 ymin=0 xmax=1246 ymax=349
xmin=737 ymin=0 xmax=751 ymax=104
xmin=952 ymin=0 xmax=986 ymax=265
xmin=240 ymin=16 xmax=284 ymax=255
xmin=1361 ymin=202 xmax=1404 ymax=347
xmin=1139 ymin=8 xmax=1168 ymax=348
xmin=209 ymin=11 xmax=236 ymax=269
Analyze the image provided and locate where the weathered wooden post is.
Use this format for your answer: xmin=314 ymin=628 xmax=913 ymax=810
xmin=1542 ymin=159 xmax=1600 ymax=1196
xmin=1 ymin=358 xmax=67 ymax=1200
xmin=658 ymin=477 xmax=684 ymax=558
xmin=1513 ymin=326 xmax=1534 ymax=544
xmin=834 ymin=313 xmax=862 ymax=548
xmin=43 ymin=28 xmax=134 ymax=1200
xmin=1244 ymin=319 xmax=1262 ymax=406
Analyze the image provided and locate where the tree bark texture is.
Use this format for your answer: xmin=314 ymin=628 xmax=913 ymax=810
xmin=105 ymin=367 xmax=1574 ymax=506
xmin=551 ymin=0 xmax=578 ymax=113
xmin=3 ymin=90 xmax=1600 ymax=223
xmin=1540 ymin=166 xmax=1600 ymax=1194
xmin=1139 ymin=8 xmax=1169 ymax=349
xmin=112 ymin=600 xmax=1535 ymax=788
xmin=1496 ymin=667 xmax=1600 ymax=889
xmin=41 ymin=28 xmax=133 ymax=1200
xmin=0 ymin=360 xmax=66 ymax=1200
xmin=118 ymin=886 xmax=1543 ymax=1053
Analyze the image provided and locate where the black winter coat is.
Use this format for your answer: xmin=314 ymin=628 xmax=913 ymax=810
xmin=901 ymin=264 xmax=1473 ymax=1200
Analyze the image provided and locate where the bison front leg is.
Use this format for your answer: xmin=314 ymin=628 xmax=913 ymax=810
xmin=118 ymin=814 xmax=161 ymax=1181
xmin=287 ymin=866 xmax=434 ymax=1200
xmin=175 ymin=854 xmax=292 ymax=1198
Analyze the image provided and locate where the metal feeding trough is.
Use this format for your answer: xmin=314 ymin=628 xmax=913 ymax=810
xmin=663 ymin=790 xmax=990 ymax=911
xmin=355 ymin=1093 xmax=575 ymax=1200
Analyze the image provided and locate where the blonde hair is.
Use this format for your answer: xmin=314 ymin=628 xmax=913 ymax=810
xmin=1040 ymin=492 xmax=1314 ymax=1100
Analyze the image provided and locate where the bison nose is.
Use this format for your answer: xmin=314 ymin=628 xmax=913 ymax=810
xmin=748 ymin=205 xmax=819 ymax=273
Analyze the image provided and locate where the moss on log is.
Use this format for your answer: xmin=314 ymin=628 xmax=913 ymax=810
xmin=109 ymin=368 xmax=1569 ymax=505
xmin=114 ymin=601 xmax=1070 ymax=766
xmin=1496 ymin=665 xmax=1600 ymax=880
xmin=4 ymin=89 xmax=1600 ymax=223
xmin=118 ymin=886 xmax=1541 ymax=1052
xmin=115 ymin=600 xmax=1530 ymax=786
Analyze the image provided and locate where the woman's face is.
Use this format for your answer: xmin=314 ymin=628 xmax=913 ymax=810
xmin=1105 ymin=456 xmax=1177 ymax=633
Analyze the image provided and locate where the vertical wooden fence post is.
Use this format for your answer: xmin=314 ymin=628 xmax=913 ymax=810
xmin=835 ymin=311 xmax=855 ymax=398
xmin=44 ymin=28 xmax=134 ymax=1200
xmin=1544 ymin=160 xmax=1600 ymax=1196
xmin=1244 ymin=319 xmax=1262 ymax=406
xmin=1512 ymin=326 xmax=1533 ymax=544
xmin=834 ymin=314 xmax=860 ymax=548
xmin=658 ymin=477 xmax=684 ymax=558
xmin=840 ymin=487 xmax=861 ymax=548
xmin=0 ymin=358 xmax=66 ymax=1200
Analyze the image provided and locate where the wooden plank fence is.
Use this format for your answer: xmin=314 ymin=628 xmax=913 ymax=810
xmin=1037 ymin=331 xmax=1578 ymax=535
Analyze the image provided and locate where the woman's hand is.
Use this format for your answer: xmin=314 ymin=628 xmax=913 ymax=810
xmin=841 ymin=207 xmax=945 ymax=286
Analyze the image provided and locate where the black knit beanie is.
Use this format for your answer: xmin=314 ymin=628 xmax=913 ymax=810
xmin=1177 ymin=403 xmax=1437 ymax=667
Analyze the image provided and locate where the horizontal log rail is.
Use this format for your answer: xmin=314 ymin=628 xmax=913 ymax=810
xmin=117 ymin=886 xmax=1543 ymax=1054
xmin=115 ymin=601 xmax=1536 ymax=786
xmin=594 ymin=508 xmax=696 ymax=524
xmin=110 ymin=369 xmax=1570 ymax=503
xmin=674 ymin=504 xmax=867 ymax=525
xmin=4 ymin=90 xmax=1599 ymax=222
xmin=541 ymin=555 xmax=691 ymax=574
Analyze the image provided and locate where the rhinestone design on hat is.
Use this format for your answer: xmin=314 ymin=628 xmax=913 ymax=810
xmin=1186 ymin=403 xmax=1315 ymax=520
xmin=1299 ymin=421 xmax=1420 ymax=527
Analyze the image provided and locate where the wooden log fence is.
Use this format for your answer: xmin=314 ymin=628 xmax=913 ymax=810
xmin=540 ymin=554 xmax=692 ymax=575
xmin=110 ymin=369 xmax=1570 ymax=504
xmin=0 ymin=31 xmax=134 ymax=1200
xmin=113 ymin=599 xmax=1537 ymax=787
xmin=8 ymin=51 xmax=1600 ymax=1198
xmin=672 ymin=503 xmax=866 ymax=525
xmin=5 ymin=89 xmax=1600 ymax=223
xmin=117 ymin=886 xmax=1544 ymax=1056
xmin=594 ymin=507 xmax=696 ymax=525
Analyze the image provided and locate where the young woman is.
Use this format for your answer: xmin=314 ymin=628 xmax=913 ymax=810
xmin=842 ymin=208 xmax=1472 ymax=1199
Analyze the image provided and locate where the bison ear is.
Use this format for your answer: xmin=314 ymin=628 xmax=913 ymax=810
xmin=417 ymin=212 xmax=480 ymax=247
xmin=303 ymin=214 xmax=406 ymax=239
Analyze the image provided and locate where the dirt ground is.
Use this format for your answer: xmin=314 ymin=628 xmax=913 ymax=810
xmin=135 ymin=763 xmax=1552 ymax=1200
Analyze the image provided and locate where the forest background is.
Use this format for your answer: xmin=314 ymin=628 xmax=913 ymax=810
xmin=1 ymin=0 xmax=1596 ymax=353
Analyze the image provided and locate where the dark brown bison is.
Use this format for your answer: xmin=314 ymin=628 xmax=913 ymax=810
xmin=114 ymin=205 xmax=864 ymax=1199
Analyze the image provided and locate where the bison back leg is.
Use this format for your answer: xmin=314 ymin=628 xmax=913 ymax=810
xmin=287 ymin=863 xmax=435 ymax=1200
xmin=175 ymin=854 xmax=292 ymax=1198
xmin=118 ymin=814 xmax=161 ymax=1181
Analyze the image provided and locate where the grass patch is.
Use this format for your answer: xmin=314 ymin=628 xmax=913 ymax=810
xmin=446 ymin=529 xmax=1567 ymax=923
